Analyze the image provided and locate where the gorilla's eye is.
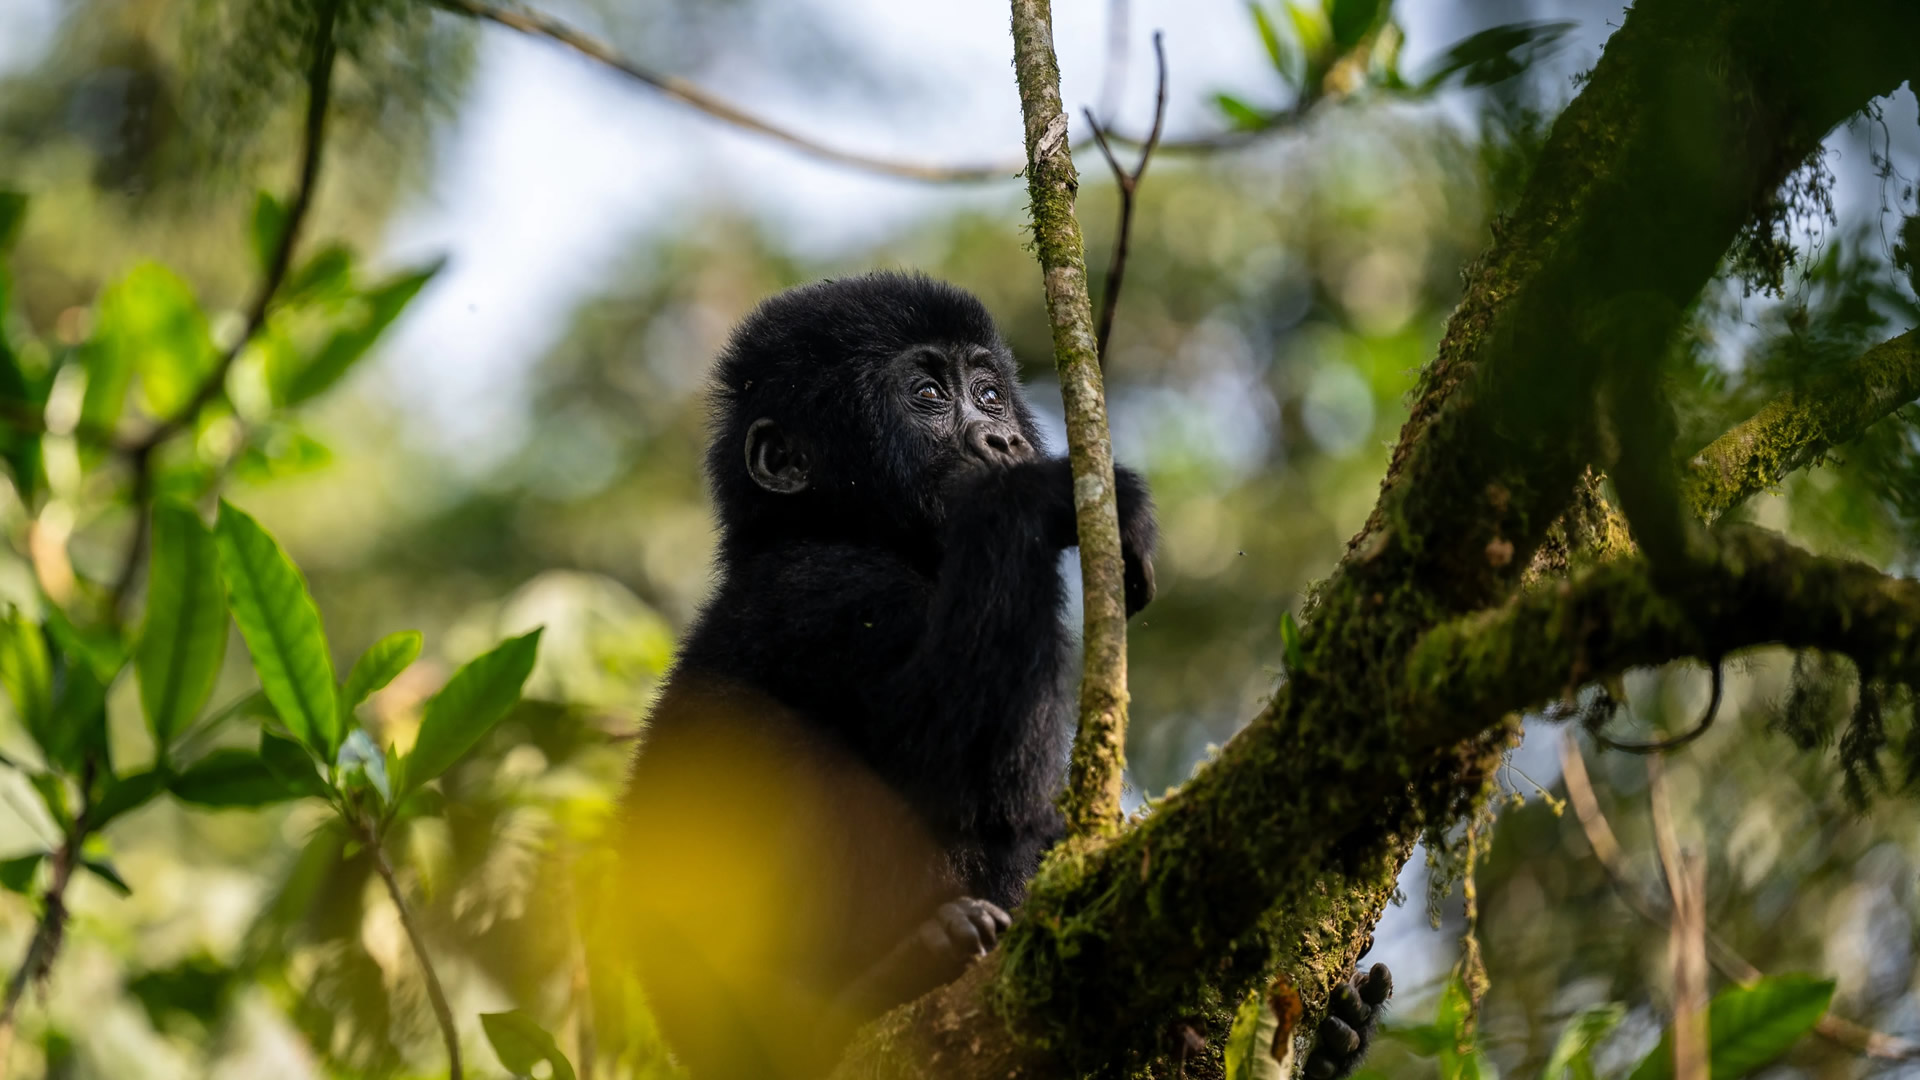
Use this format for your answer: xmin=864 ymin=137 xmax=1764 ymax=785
xmin=977 ymin=385 xmax=1003 ymax=408
xmin=915 ymin=382 xmax=944 ymax=401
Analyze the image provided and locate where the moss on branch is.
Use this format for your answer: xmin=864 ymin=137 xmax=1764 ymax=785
xmin=1685 ymin=328 xmax=1920 ymax=522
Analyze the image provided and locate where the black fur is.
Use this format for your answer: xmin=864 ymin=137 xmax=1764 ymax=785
xmin=618 ymin=272 xmax=1155 ymax=1076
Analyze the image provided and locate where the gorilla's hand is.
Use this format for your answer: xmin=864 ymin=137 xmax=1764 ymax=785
xmin=1115 ymin=465 xmax=1158 ymax=617
xmin=917 ymin=897 xmax=1011 ymax=966
xmin=1304 ymin=963 xmax=1392 ymax=1080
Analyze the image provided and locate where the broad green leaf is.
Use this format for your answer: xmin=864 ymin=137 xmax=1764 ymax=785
xmin=1541 ymin=1004 xmax=1625 ymax=1080
xmin=1212 ymin=92 xmax=1272 ymax=132
xmin=481 ymin=1010 xmax=578 ymax=1080
xmin=335 ymin=728 xmax=390 ymax=804
xmin=89 ymin=769 xmax=168 ymax=830
xmin=43 ymin=606 xmax=125 ymax=681
xmin=284 ymin=260 xmax=442 ymax=406
xmin=1628 ymin=976 xmax=1835 ymax=1080
xmin=28 ymin=773 xmax=68 ymax=830
xmin=0 ymin=192 xmax=25 ymax=253
xmin=233 ymin=425 xmax=332 ymax=484
xmin=81 ymin=857 xmax=130 ymax=896
xmin=250 ymin=192 xmax=287 ymax=276
xmin=47 ymin=652 xmax=108 ymax=773
xmin=0 ymin=615 xmax=51 ymax=747
xmin=282 ymin=244 xmax=354 ymax=304
xmin=171 ymin=748 xmax=305 ymax=808
xmin=260 ymin=730 xmax=329 ymax=799
xmin=214 ymin=501 xmax=338 ymax=755
xmin=341 ymin=630 xmax=421 ymax=715
xmin=137 ymin=501 xmax=227 ymax=750
xmin=403 ymin=629 xmax=542 ymax=794
xmin=0 ymin=852 xmax=40 ymax=894
xmin=89 ymin=263 xmax=217 ymax=425
xmin=1328 ymin=0 xmax=1383 ymax=49
xmin=1415 ymin=21 xmax=1576 ymax=92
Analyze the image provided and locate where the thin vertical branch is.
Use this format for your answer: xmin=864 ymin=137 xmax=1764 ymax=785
xmin=1010 ymin=0 xmax=1129 ymax=837
xmin=108 ymin=0 xmax=340 ymax=618
xmin=1648 ymin=758 xmax=1707 ymax=1080
xmin=368 ymin=832 xmax=464 ymax=1080
xmin=1085 ymin=31 xmax=1169 ymax=367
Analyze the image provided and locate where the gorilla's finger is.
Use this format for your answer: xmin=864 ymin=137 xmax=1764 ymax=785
xmin=1305 ymin=1054 xmax=1339 ymax=1079
xmin=1329 ymin=980 xmax=1369 ymax=1025
xmin=1360 ymin=962 xmax=1393 ymax=1006
xmin=937 ymin=903 xmax=987 ymax=958
xmin=1317 ymin=1016 xmax=1361 ymax=1056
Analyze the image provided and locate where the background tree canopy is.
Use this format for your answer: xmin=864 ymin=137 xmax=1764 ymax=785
xmin=0 ymin=0 xmax=1917 ymax=1077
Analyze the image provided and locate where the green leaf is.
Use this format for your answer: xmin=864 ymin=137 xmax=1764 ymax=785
xmin=1328 ymin=0 xmax=1383 ymax=49
xmin=1223 ymin=988 xmax=1278 ymax=1080
xmin=1416 ymin=21 xmax=1576 ymax=92
xmin=47 ymin=652 xmax=109 ymax=773
xmin=0 ymin=852 xmax=40 ymax=894
xmin=137 ymin=501 xmax=227 ymax=751
xmin=403 ymin=629 xmax=541 ymax=794
xmin=341 ymin=630 xmax=421 ymax=715
xmin=213 ymin=500 xmax=338 ymax=755
xmin=89 ymin=263 xmax=217 ymax=426
xmin=282 ymin=245 xmax=354 ymax=305
xmin=1279 ymin=611 xmax=1304 ymax=673
xmin=1249 ymin=4 xmax=1300 ymax=86
xmin=171 ymin=748 xmax=306 ymax=808
xmin=81 ymin=857 xmax=130 ymax=897
xmin=1212 ymin=92 xmax=1272 ymax=132
xmin=0 ymin=615 xmax=52 ymax=749
xmin=284 ymin=260 xmax=441 ymax=406
xmin=42 ymin=606 xmax=125 ymax=682
xmin=250 ymin=192 xmax=287 ymax=276
xmin=28 ymin=773 xmax=69 ymax=830
xmin=89 ymin=769 xmax=168 ymax=830
xmin=1381 ymin=1021 xmax=1454 ymax=1058
xmin=0 ymin=192 xmax=26 ymax=254
xmin=1627 ymin=976 xmax=1835 ymax=1080
xmin=1284 ymin=1 xmax=1330 ymax=64
xmin=481 ymin=1010 xmax=578 ymax=1080
xmin=1541 ymin=1003 xmax=1625 ymax=1080
xmin=232 ymin=425 xmax=332 ymax=484
xmin=260 ymin=730 xmax=329 ymax=799
xmin=1434 ymin=977 xmax=1493 ymax=1080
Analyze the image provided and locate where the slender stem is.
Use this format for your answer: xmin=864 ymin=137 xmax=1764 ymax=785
xmin=1085 ymin=31 xmax=1168 ymax=366
xmin=367 ymin=828 xmax=463 ymax=1080
xmin=107 ymin=0 xmax=340 ymax=616
xmin=1011 ymin=0 xmax=1131 ymax=837
xmin=0 ymin=839 xmax=75 ymax=1074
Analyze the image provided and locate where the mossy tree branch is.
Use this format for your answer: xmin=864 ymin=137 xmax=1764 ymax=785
xmin=1685 ymin=328 xmax=1920 ymax=523
xmin=1010 ymin=0 xmax=1132 ymax=839
xmin=834 ymin=2 xmax=1920 ymax=1076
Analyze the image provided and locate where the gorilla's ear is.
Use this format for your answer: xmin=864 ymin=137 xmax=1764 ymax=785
xmin=745 ymin=418 xmax=811 ymax=494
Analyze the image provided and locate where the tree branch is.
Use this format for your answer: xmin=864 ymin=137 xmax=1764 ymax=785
xmin=1085 ymin=32 xmax=1168 ymax=367
xmin=837 ymin=2 xmax=1920 ymax=1074
xmin=1011 ymin=0 xmax=1132 ymax=839
xmin=433 ymin=0 xmax=1020 ymax=183
xmin=1684 ymin=328 xmax=1920 ymax=523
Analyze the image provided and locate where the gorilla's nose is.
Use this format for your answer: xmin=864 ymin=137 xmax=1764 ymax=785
xmin=965 ymin=422 xmax=1033 ymax=467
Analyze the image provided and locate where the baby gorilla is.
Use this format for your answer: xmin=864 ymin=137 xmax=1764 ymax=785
xmin=615 ymin=272 xmax=1378 ymax=1078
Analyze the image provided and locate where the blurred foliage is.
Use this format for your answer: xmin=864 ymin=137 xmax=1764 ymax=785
xmin=0 ymin=0 xmax=1915 ymax=1077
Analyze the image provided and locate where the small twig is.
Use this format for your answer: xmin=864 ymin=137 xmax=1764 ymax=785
xmin=434 ymin=0 xmax=1019 ymax=183
xmin=1591 ymin=661 xmax=1723 ymax=755
xmin=0 ymin=838 xmax=74 ymax=1075
xmin=106 ymin=0 xmax=339 ymax=616
xmin=367 ymin=827 xmax=463 ymax=1080
xmin=1648 ymin=757 xmax=1708 ymax=1080
xmin=1560 ymin=735 xmax=1920 ymax=1061
xmin=1084 ymin=31 xmax=1169 ymax=367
